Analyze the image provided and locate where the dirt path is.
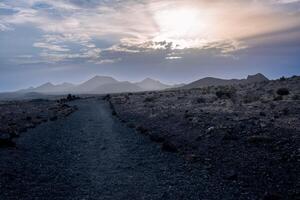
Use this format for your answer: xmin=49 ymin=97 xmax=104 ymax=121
xmin=0 ymin=98 xmax=241 ymax=200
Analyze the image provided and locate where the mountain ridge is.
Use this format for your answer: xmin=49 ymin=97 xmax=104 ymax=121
xmin=71 ymin=76 xmax=119 ymax=93
xmin=6 ymin=73 xmax=269 ymax=96
xmin=181 ymin=73 xmax=269 ymax=89
xmin=135 ymin=78 xmax=171 ymax=91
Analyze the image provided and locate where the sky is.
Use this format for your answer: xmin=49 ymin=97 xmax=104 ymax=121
xmin=0 ymin=0 xmax=300 ymax=91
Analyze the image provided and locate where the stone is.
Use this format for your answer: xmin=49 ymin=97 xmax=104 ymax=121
xmin=0 ymin=133 xmax=15 ymax=148
xmin=161 ymin=141 xmax=178 ymax=153
xmin=247 ymin=135 xmax=273 ymax=144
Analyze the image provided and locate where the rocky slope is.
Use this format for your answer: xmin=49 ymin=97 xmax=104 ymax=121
xmin=181 ymin=73 xmax=269 ymax=89
xmin=0 ymin=96 xmax=78 ymax=148
xmin=108 ymin=76 xmax=300 ymax=199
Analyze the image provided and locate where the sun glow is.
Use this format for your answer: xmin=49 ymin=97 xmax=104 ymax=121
xmin=153 ymin=7 xmax=209 ymax=49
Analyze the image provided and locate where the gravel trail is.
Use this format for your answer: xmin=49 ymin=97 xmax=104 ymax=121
xmin=0 ymin=98 xmax=232 ymax=200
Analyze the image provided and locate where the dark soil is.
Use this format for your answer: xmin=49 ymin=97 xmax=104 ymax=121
xmin=1 ymin=98 xmax=243 ymax=200
xmin=0 ymin=99 xmax=77 ymax=147
xmin=108 ymin=76 xmax=300 ymax=199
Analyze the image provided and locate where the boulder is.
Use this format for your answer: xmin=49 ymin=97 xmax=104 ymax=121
xmin=0 ymin=133 xmax=15 ymax=148
xmin=161 ymin=141 xmax=178 ymax=153
xmin=247 ymin=135 xmax=273 ymax=144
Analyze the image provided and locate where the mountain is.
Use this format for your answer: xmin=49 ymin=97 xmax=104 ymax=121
xmin=18 ymin=82 xmax=75 ymax=94
xmin=35 ymin=82 xmax=55 ymax=91
xmin=245 ymin=73 xmax=269 ymax=83
xmin=172 ymin=83 xmax=186 ymax=88
xmin=182 ymin=73 xmax=269 ymax=89
xmin=72 ymin=76 xmax=118 ymax=94
xmin=1 ymin=73 xmax=269 ymax=98
xmin=135 ymin=78 xmax=171 ymax=91
xmin=91 ymin=81 xmax=143 ymax=94
xmin=13 ymin=76 xmax=138 ymax=95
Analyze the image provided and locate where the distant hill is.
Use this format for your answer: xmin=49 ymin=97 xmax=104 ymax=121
xmin=72 ymin=76 xmax=118 ymax=94
xmin=245 ymin=73 xmax=269 ymax=84
xmin=172 ymin=83 xmax=186 ymax=88
xmin=135 ymin=78 xmax=171 ymax=91
xmin=14 ymin=76 xmax=179 ymax=95
xmin=0 ymin=73 xmax=270 ymax=99
xmin=91 ymin=81 xmax=143 ymax=94
xmin=0 ymin=92 xmax=54 ymax=101
xmin=181 ymin=73 xmax=269 ymax=89
xmin=18 ymin=82 xmax=75 ymax=94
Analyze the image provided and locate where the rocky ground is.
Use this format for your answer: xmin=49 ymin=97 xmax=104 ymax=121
xmin=0 ymin=95 xmax=78 ymax=148
xmin=2 ymin=98 xmax=230 ymax=200
xmin=108 ymin=76 xmax=300 ymax=199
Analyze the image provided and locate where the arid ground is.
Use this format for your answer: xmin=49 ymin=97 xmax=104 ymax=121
xmin=0 ymin=76 xmax=299 ymax=200
xmin=108 ymin=76 xmax=300 ymax=199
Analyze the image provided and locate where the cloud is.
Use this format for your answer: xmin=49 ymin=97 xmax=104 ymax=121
xmin=36 ymin=46 xmax=102 ymax=63
xmin=273 ymin=0 xmax=300 ymax=3
xmin=0 ymin=23 xmax=11 ymax=31
xmin=94 ymin=59 xmax=120 ymax=65
xmin=165 ymin=56 xmax=182 ymax=60
xmin=33 ymin=42 xmax=70 ymax=52
xmin=1 ymin=0 xmax=300 ymax=64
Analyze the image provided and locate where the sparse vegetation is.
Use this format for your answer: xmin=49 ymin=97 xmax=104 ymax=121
xmin=127 ymin=123 xmax=135 ymax=128
xmin=0 ymin=100 xmax=77 ymax=144
xmin=247 ymin=135 xmax=273 ymax=144
xmin=102 ymin=94 xmax=111 ymax=100
xmin=136 ymin=125 xmax=148 ymax=134
xmin=58 ymin=94 xmax=80 ymax=103
xmin=144 ymin=96 xmax=155 ymax=102
xmin=108 ymin=75 xmax=300 ymax=198
xmin=196 ymin=97 xmax=206 ymax=103
xmin=273 ymin=95 xmax=283 ymax=101
xmin=279 ymin=76 xmax=286 ymax=81
xmin=276 ymin=88 xmax=289 ymax=96
xmin=1 ymin=75 xmax=299 ymax=199
xmin=215 ymin=86 xmax=236 ymax=99
xmin=0 ymin=137 xmax=15 ymax=148
xmin=50 ymin=116 xmax=58 ymax=121
xmin=161 ymin=141 xmax=178 ymax=152
xmin=243 ymin=93 xmax=260 ymax=103
xmin=292 ymin=94 xmax=300 ymax=100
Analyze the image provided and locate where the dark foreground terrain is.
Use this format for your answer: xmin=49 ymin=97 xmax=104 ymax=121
xmin=1 ymin=98 xmax=245 ymax=200
xmin=109 ymin=76 xmax=300 ymax=199
xmin=0 ymin=97 xmax=77 ymax=148
xmin=0 ymin=76 xmax=299 ymax=200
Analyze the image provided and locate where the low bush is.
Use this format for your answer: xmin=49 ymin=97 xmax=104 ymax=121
xmin=127 ymin=123 xmax=135 ymax=128
xmin=67 ymin=94 xmax=80 ymax=101
xmin=196 ymin=97 xmax=206 ymax=103
xmin=243 ymin=93 xmax=260 ymax=104
xmin=136 ymin=126 xmax=148 ymax=134
xmin=102 ymin=94 xmax=111 ymax=100
xmin=0 ymin=138 xmax=16 ymax=148
xmin=273 ymin=96 xmax=283 ymax=101
xmin=276 ymin=88 xmax=289 ymax=96
xmin=292 ymin=95 xmax=300 ymax=100
xmin=279 ymin=76 xmax=286 ymax=81
xmin=58 ymin=94 xmax=80 ymax=103
xmin=247 ymin=135 xmax=273 ymax=144
xmin=149 ymin=134 xmax=165 ymax=143
xmin=215 ymin=86 xmax=236 ymax=99
xmin=161 ymin=141 xmax=178 ymax=152
xmin=144 ymin=97 xmax=155 ymax=103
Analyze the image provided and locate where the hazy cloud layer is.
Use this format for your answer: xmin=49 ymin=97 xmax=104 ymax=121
xmin=0 ymin=0 xmax=300 ymax=91
xmin=1 ymin=0 xmax=299 ymax=62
